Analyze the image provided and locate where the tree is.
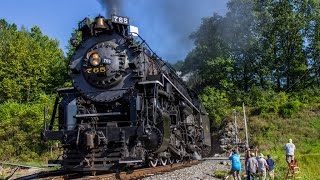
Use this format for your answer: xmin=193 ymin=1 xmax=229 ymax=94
xmin=183 ymin=13 xmax=230 ymax=74
xmin=307 ymin=1 xmax=320 ymax=86
xmin=258 ymin=0 xmax=312 ymax=91
xmin=200 ymin=86 xmax=231 ymax=130
xmin=0 ymin=20 xmax=67 ymax=102
xmin=181 ymin=0 xmax=319 ymax=93
xmin=223 ymin=0 xmax=260 ymax=92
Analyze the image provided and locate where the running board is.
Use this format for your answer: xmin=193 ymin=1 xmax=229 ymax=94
xmin=119 ymin=159 xmax=143 ymax=164
xmin=75 ymin=112 xmax=125 ymax=118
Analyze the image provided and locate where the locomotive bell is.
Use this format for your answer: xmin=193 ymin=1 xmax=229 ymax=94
xmin=95 ymin=16 xmax=107 ymax=29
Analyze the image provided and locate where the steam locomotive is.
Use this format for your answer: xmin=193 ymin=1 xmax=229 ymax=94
xmin=43 ymin=15 xmax=211 ymax=171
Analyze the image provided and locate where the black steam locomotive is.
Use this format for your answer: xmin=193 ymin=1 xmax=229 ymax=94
xmin=43 ymin=15 xmax=211 ymax=171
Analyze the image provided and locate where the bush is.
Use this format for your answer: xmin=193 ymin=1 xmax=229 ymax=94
xmin=246 ymin=90 xmax=307 ymax=118
xmin=291 ymin=88 xmax=320 ymax=105
xmin=200 ymin=86 xmax=231 ymax=130
xmin=0 ymin=95 xmax=56 ymax=162
xmin=279 ymin=100 xmax=303 ymax=118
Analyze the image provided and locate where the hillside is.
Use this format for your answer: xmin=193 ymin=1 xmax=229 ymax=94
xmin=220 ymin=106 xmax=320 ymax=179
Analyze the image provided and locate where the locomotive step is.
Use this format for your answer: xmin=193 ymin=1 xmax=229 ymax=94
xmin=75 ymin=112 xmax=126 ymax=118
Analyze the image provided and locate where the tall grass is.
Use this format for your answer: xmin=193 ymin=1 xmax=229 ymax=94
xmin=243 ymin=110 xmax=320 ymax=179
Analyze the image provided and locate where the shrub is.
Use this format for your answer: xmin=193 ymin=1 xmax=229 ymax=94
xmin=279 ymin=100 xmax=303 ymax=118
xmin=0 ymin=95 xmax=56 ymax=162
xmin=200 ymin=86 xmax=231 ymax=130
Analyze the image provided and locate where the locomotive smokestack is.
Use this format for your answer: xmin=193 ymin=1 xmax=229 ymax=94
xmin=97 ymin=0 xmax=123 ymax=16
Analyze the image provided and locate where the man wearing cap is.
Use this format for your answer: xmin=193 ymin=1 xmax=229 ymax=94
xmin=284 ymin=139 xmax=296 ymax=165
xmin=246 ymin=153 xmax=258 ymax=180
xmin=257 ymin=153 xmax=268 ymax=180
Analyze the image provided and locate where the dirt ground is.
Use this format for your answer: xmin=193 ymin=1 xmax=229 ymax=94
xmin=0 ymin=166 xmax=46 ymax=179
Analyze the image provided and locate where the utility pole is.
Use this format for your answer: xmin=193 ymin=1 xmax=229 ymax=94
xmin=243 ymin=102 xmax=249 ymax=149
xmin=233 ymin=109 xmax=238 ymax=152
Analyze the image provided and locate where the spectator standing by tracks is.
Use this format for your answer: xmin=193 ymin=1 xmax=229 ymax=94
xmin=284 ymin=139 xmax=295 ymax=165
xmin=246 ymin=153 xmax=258 ymax=180
xmin=266 ymin=154 xmax=275 ymax=180
xmin=229 ymin=149 xmax=241 ymax=180
xmin=244 ymin=148 xmax=250 ymax=179
xmin=257 ymin=153 xmax=268 ymax=180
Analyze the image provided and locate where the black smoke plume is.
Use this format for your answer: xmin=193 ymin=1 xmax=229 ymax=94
xmin=129 ymin=0 xmax=226 ymax=61
xmin=97 ymin=0 xmax=227 ymax=62
xmin=97 ymin=0 xmax=123 ymax=16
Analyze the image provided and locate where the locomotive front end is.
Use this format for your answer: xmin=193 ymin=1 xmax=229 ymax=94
xmin=70 ymin=15 xmax=138 ymax=103
xmin=42 ymin=14 xmax=211 ymax=173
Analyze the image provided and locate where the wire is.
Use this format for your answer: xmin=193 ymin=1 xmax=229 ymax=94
xmin=284 ymin=68 xmax=311 ymax=92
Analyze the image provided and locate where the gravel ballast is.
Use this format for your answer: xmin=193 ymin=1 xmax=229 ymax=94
xmin=141 ymin=160 xmax=231 ymax=180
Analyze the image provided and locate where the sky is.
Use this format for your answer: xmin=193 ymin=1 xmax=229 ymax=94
xmin=0 ymin=0 xmax=228 ymax=63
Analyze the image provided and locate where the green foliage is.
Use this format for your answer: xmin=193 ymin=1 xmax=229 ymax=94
xmin=214 ymin=170 xmax=228 ymax=178
xmin=66 ymin=28 xmax=82 ymax=60
xmin=279 ymin=100 xmax=304 ymax=118
xmin=0 ymin=95 xmax=56 ymax=162
xmin=291 ymin=88 xmax=320 ymax=105
xmin=200 ymin=87 xmax=231 ymax=130
xmin=246 ymin=110 xmax=320 ymax=179
xmin=0 ymin=19 xmax=67 ymax=162
xmin=199 ymin=86 xmax=320 ymax=178
xmin=252 ymin=91 xmax=288 ymax=117
xmin=180 ymin=0 xmax=320 ymax=96
xmin=202 ymin=57 xmax=235 ymax=90
xmin=0 ymin=20 xmax=68 ymax=103
xmin=246 ymin=89 xmax=320 ymax=118
xmin=182 ymin=13 xmax=229 ymax=75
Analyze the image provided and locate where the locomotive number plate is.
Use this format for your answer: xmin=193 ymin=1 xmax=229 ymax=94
xmin=112 ymin=15 xmax=129 ymax=25
xmin=86 ymin=66 xmax=107 ymax=74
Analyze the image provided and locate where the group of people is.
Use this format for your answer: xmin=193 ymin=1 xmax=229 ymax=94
xmin=245 ymin=152 xmax=275 ymax=180
xmin=226 ymin=138 xmax=296 ymax=180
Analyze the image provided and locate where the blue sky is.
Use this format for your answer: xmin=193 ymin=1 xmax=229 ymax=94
xmin=0 ymin=0 xmax=228 ymax=63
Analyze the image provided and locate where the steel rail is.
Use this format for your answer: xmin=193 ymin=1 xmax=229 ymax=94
xmin=16 ymin=160 xmax=200 ymax=180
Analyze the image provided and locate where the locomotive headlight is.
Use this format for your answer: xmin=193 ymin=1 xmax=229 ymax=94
xmin=89 ymin=53 xmax=101 ymax=66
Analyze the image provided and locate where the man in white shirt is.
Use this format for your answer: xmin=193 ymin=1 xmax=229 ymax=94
xmin=257 ymin=153 xmax=268 ymax=180
xmin=284 ymin=139 xmax=296 ymax=165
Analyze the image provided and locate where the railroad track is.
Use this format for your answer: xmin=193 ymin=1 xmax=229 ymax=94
xmin=15 ymin=160 xmax=200 ymax=180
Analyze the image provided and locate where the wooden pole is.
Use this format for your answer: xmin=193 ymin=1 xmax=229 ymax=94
xmin=233 ymin=109 xmax=239 ymax=152
xmin=243 ymin=102 xmax=249 ymax=149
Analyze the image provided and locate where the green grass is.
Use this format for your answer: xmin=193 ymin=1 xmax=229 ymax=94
xmin=240 ymin=107 xmax=320 ymax=179
xmin=214 ymin=170 xmax=229 ymax=178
